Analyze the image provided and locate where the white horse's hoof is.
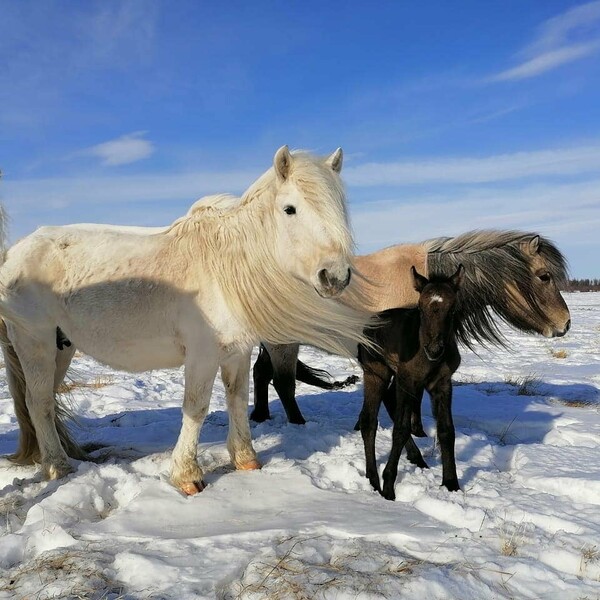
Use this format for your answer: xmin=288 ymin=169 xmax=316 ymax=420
xmin=180 ymin=480 xmax=206 ymax=496
xmin=43 ymin=462 xmax=74 ymax=480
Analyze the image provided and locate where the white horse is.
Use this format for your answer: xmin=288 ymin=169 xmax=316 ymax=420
xmin=0 ymin=146 xmax=372 ymax=495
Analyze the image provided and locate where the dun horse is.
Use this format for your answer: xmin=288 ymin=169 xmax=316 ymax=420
xmin=359 ymin=266 xmax=463 ymax=500
xmin=251 ymin=231 xmax=570 ymax=425
xmin=0 ymin=147 xmax=374 ymax=495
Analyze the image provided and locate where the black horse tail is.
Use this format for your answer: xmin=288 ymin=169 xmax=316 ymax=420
xmin=296 ymin=360 xmax=359 ymax=389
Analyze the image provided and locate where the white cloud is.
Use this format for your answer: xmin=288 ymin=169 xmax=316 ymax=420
xmin=2 ymin=168 xmax=259 ymax=213
xmin=87 ymin=132 xmax=156 ymax=166
xmin=490 ymin=42 xmax=600 ymax=82
xmin=489 ymin=1 xmax=600 ymax=82
xmin=344 ymin=144 xmax=600 ymax=186
xmin=351 ymin=179 xmax=600 ymax=256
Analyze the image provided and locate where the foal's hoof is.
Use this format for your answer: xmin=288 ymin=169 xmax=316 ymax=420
xmin=236 ymin=459 xmax=262 ymax=471
xmin=180 ymin=480 xmax=206 ymax=496
xmin=381 ymin=486 xmax=396 ymax=501
xmin=442 ymin=478 xmax=460 ymax=492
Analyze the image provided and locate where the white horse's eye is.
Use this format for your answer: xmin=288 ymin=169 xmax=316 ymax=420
xmin=284 ymin=206 xmax=296 ymax=215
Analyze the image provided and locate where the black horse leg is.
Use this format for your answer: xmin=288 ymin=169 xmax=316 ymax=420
xmin=404 ymin=436 xmax=429 ymax=469
xmin=250 ymin=345 xmax=274 ymax=422
xmin=429 ymin=376 xmax=459 ymax=491
xmin=381 ymin=384 xmax=415 ymax=501
xmin=378 ymin=378 xmax=427 ymax=438
xmin=359 ymin=358 xmax=392 ymax=494
xmin=410 ymin=390 xmax=427 ymax=437
xmin=354 ymin=378 xmax=396 ymax=431
xmin=270 ymin=343 xmax=306 ymax=424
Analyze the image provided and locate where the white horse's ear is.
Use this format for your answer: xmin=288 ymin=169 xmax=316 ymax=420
xmin=274 ymin=145 xmax=292 ymax=182
xmin=326 ymin=148 xmax=343 ymax=173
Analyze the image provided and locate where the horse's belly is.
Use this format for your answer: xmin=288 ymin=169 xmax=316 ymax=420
xmin=74 ymin=336 xmax=185 ymax=373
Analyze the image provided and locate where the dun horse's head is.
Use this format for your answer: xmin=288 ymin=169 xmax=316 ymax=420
xmin=509 ymin=236 xmax=571 ymax=338
xmin=412 ymin=265 xmax=464 ymax=362
xmin=270 ymin=146 xmax=353 ymax=298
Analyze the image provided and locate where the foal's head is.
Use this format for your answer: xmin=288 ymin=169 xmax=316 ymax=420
xmin=412 ymin=265 xmax=464 ymax=362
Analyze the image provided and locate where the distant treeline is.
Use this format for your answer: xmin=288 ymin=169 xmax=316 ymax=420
xmin=563 ymin=279 xmax=600 ymax=292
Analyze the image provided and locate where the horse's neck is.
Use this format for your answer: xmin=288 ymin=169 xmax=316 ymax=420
xmin=380 ymin=308 xmax=421 ymax=361
xmin=350 ymin=244 xmax=427 ymax=312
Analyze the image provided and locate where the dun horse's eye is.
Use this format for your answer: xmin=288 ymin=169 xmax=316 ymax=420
xmin=539 ymin=272 xmax=551 ymax=282
xmin=284 ymin=206 xmax=296 ymax=215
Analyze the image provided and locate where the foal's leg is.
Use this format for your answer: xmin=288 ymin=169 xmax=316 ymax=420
xmin=171 ymin=357 xmax=219 ymax=495
xmin=410 ymin=391 xmax=427 ymax=438
xmin=11 ymin=327 xmax=73 ymax=479
xmin=404 ymin=437 xmax=428 ymax=469
xmin=386 ymin=378 xmax=427 ymax=438
xmin=250 ymin=345 xmax=274 ymax=422
xmin=428 ymin=375 xmax=459 ymax=491
xmin=382 ymin=382 xmax=417 ymax=501
xmin=354 ymin=378 xmax=395 ymax=431
xmin=221 ymin=350 xmax=260 ymax=470
xmin=359 ymin=358 xmax=392 ymax=494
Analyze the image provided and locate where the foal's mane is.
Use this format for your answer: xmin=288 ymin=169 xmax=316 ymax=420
xmin=425 ymin=230 xmax=568 ymax=349
xmin=165 ymin=152 xmax=369 ymax=356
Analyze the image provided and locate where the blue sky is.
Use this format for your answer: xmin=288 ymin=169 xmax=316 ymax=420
xmin=1 ymin=1 xmax=600 ymax=277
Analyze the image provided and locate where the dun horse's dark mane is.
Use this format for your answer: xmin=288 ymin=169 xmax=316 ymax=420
xmin=425 ymin=230 xmax=568 ymax=349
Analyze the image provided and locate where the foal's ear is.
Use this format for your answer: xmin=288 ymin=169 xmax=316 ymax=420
xmin=411 ymin=266 xmax=429 ymax=293
xmin=526 ymin=235 xmax=541 ymax=256
xmin=274 ymin=145 xmax=292 ymax=182
xmin=325 ymin=148 xmax=343 ymax=173
xmin=450 ymin=264 xmax=465 ymax=289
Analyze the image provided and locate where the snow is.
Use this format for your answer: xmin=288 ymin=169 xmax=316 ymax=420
xmin=0 ymin=292 xmax=599 ymax=599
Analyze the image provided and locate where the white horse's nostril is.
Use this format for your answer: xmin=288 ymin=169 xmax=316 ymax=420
xmin=318 ymin=269 xmax=330 ymax=287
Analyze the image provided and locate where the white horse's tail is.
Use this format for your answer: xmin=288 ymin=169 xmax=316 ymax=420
xmin=0 ymin=205 xmax=86 ymax=464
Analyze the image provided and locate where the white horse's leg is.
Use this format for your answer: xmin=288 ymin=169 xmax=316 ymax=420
xmin=171 ymin=357 xmax=219 ymax=495
xmin=221 ymin=351 xmax=260 ymax=470
xmin=11 ymin=328 xmax=73 ymax=479
xmin=54 ymin=344 xmax=76 ymax=392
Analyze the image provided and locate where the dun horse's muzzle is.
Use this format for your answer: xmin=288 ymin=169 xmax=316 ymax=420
xmin=552 ymin=319 xmax=571 ymax=338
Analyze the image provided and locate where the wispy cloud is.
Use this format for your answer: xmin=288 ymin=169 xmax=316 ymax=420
xmin=85 ymin=132 xmax=156 ymax=166
xmin=352 ymin=178 xmax=600 ymax=260
xmin=0 ymin=2 xmax=159 ymax=129
xmin=2 ymin=169 xmax=259 ymax=213
xmin=344 ymin=143 xmax=600 ymax=186
xmin=3 ymin=148 xmax=600 ymax=276
xmin=489 ymin=1 xmax=600 ymax=82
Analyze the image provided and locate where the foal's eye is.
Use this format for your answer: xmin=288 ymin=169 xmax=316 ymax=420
xmin=283 ymin=206 xmax=296 ymax=215
xmin=539 ymin=272 xmax=551 ymax=283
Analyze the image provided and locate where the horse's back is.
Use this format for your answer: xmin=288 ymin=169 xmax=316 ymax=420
xmin=351 ymin=244 xmax=427 ymax=312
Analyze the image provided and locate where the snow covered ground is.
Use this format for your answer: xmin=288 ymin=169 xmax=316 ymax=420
xmin=0 ymin=292 xmax=599 ymax=599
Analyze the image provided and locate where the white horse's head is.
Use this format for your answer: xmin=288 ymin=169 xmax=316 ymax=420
xmin=265 ymin=146 xmax=354 ymax=298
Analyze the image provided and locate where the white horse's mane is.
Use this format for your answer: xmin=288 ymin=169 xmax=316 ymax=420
xmin=163 ymin=152 xmax=368 ymax=356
